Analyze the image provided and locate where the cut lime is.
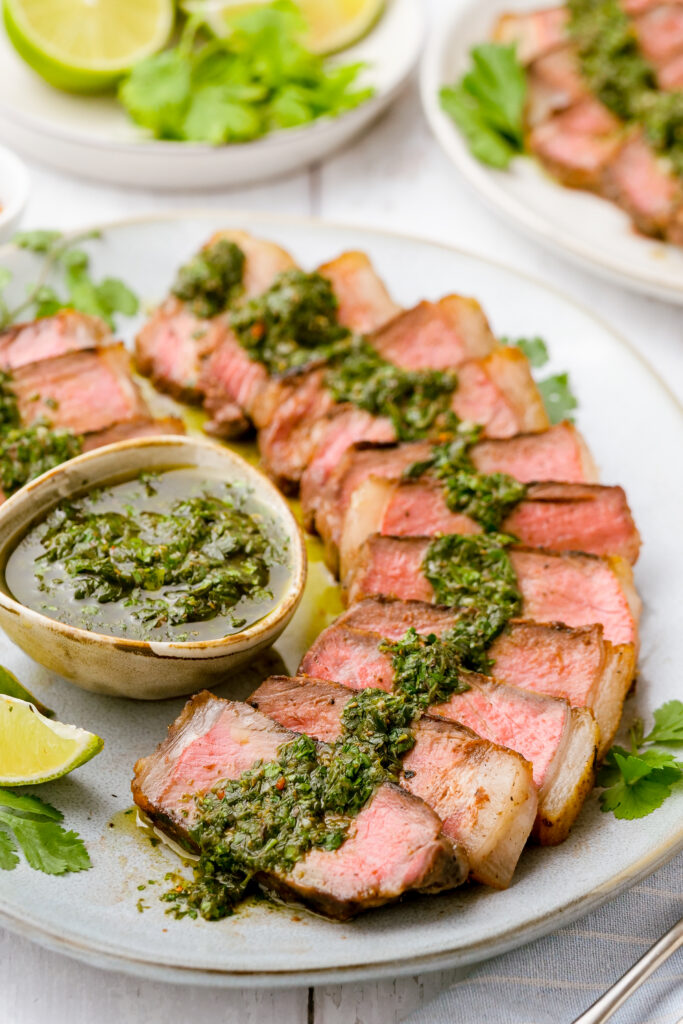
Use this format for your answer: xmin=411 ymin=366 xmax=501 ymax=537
xmin=0 ymin=695 xmax=103 ymax=785
xmin=3 ymin=0 xmax=175 ymax=93
xmin=183 ymin=0 xmax=384 ymax=55
xmin=0 ymin=665 xmax=54 ymax=718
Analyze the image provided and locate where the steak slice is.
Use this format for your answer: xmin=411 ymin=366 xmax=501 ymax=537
xmin=82 ymin=416 xmax=186 ymax=451
xmin=451 ymin=349 xmax=549 ymax=438
xmin=526 ymin=45 xmax=589 ymax=125
xmin=338 ymin=478 xmax=640 ymax=575
xmin=298 ymin=630 xmax=596 ymax=844
xmin=337 ymin=598 xmax=635 ymax=756
xmin=135 ymin=231 xmax=296 ymax=406
xmin=12 ymin=344 xmax=150 ymax=435
xmin=602 ymin=132 xmax=682 ymax=240
xmin=492 ymin=7 xmax=568 ymax=65
xmin=634 ymin=4 xmax=683 ymax=66
xmin=369 ymin=296 xmax=497 ymax=371
xmin=316 ymin=251 xmax=400 ymax=332
xmin=344 ymin=535 xmax=640 ymax=648
xmin=132 ymin=691 xmax=466 ymax=919
xmin=201 ymin=329 xmax=269 ymax=438
xmin=0 ymin=310 xmax=111 ymax=370
xmin=250 ymin=675 xmax=536 ymax=886
xmin=305 ymin=421 xmax=597 ymax=556
xmin=529 ymin=98 xmax=622 ymax=190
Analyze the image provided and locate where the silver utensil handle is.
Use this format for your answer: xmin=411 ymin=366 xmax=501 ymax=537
xmin=572 ymin=918 xmax=683 ymax=1024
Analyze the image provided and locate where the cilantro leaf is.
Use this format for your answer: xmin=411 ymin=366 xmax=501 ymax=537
xmin=644 ymin=700 xmax=683 ymax=745
xmin=599 ymin=769 xmax=681 ymax=819
xmin=13 ymin=230 xmax=63 ymax=254
xmin=118 ymin=51 xmax=191 ymax=138
xmin=440 ymin=44 xmax=526 ymax=169
xmin=0 ymin=790 xmax=91 ymax=875
xmin=96 ymin=278 xmax=139 ymax=318
xmin=537 ymin=373 xmax=578 ymax=424
xmin=506 ymin=336 xmax=549 ymax=368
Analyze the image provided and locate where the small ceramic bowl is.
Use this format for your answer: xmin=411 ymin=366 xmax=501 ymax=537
xmin=0 ymin=435 xmax=307 ymax=700
xmin=0 ymin=144 xmax=29 ymax=241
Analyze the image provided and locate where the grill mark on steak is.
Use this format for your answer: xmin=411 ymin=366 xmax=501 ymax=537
xmin=132 ymin=690 xmax=467 ymax=919
xmin=250 ymin=675 xmax=536 ymax=887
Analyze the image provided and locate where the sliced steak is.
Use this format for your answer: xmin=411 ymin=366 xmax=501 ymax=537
xmin=492 ymin=7 xmax=569 ymax=64
xmin=316 ymin=251 xmax=400 ymax=332
xmin=369 ymin=297 xmax=497 ymax=371
xmin=529 ymin=98 xmax=622 ymax=190
xmin=0 ymin=311 xmax=111 ymax=370
xmin=526 ymin=46 xmax=589 ymax=125
xmin=201 ymin=329 xmax=269 ymax=438
xmin=338 ymin=478 xmax=640 ymax=574
xmin=12 ymin=344 xmax=150 ymax=435
xmin=602 ymin=132 xmax=682 ymax=240
xmin=659 ymin=49 xmax=683 ymax=89
xmin=337 ymin=598 xmax=635 ymax=755
xmin=132 ymin=691 xmax=465 ymax=919
xmin=451 ymin=349 xmax=550 ymax=438
xmin=634 ymin=4 xmax=683 ymax=65
xmin=250 ymin=675 xmax=536 ymax=886
xmin=82 ymin=416 xmax=186 ymax=451
xmin=297 ymin=630 xmax=596 ymax=844
xmin=471 ymin=421 xmax=597 ymax=483
xmin=344 ymin=535 xmax=640 ymax=647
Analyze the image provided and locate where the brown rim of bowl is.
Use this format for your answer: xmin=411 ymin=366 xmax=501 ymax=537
xmin=0 ymin=434 xmax=307 ymax=654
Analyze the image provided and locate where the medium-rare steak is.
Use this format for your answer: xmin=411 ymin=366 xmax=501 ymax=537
xmin=343 ymin=535 xmax=640 ymax=648
xmin=250 ymin=675 xmax=536 ymax=886
xmin=337 ymin=478 xmax=640 ymax=572
xmin=368 ymin=296 xmax=497 ymax=370
xmin=132 ymin=691 xmax=467 ymax=919
xmin=11 ymin=344 xmax=150 ymax=435
xmin=337 ymin=598 xmax=634 ymax=755
xmin=529 ymin=98 xmax=622 ymax=190
xmin=0 ymin=310 xmax=111 ymax=371
xmin=492 ymin=7 xmax=568 ymax=65
xmin=315 ymin=251 xmax=401 ymax=333
xmin=298 ymin=629 xmax=597 ymax=844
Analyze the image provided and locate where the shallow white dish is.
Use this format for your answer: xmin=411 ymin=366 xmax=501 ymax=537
xmin=420 ymin=0 xmax=683 ymax=305
xmin=0 ymin=0 xmax=422 ymax=190
xmin=0 ymin=211 xmax=681 ymax=986
xmin=0 ymin=144 xmax=28 ymax=241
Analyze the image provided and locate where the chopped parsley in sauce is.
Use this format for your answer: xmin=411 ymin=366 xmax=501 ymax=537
xmin=404 ymin=422 xmax=527 ymax=530
xmin=172 ymin=238 xmax=246 ymax=319
xmin=5 ymin=469 xmax=289 ymax=643
xmin=0 ymin=423 xmax=83 ymax=497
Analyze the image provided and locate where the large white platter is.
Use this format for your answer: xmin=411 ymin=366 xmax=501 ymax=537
xmin=0 ymin=0 xmax=421 ymax=190
xmin=0 ymin=212 xmax=681 ymax=987
xmin=420 ymin=0 xmax=683 ymax=305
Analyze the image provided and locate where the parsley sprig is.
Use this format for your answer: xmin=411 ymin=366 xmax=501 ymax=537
xmin=598 ymin=701 xmax=683 ymax=820
xmin=0 ymin=789 xmax=91 ymax=875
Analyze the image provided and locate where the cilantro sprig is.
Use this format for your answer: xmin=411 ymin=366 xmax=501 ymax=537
xmin=504 ymin=335 xmax=579 ymax=424
xmin=0 ymin=230 xmax=139 ymax=332
xmin=0 ymin=789 xmax=91 ymax=875
xmin=598 ymin=701 xmax=683 ymax=820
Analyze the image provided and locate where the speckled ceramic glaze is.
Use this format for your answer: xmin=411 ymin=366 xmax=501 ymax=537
xmin=0 ymin=214 xmax=680 ymax=987
xmin=0 ymin=436 xmax=307 ymax=698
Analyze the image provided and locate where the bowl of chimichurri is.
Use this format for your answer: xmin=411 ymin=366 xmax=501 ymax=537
xmin=0 ymin=436 xmax=306 ymax=699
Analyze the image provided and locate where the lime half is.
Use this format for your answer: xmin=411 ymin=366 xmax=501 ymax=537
xmin=3 ymin=0 xmax=175 ymax=93
xmin=0 ymin=695 xmax=103 ymax=785
xmin=184 ymin=0 xmax=385 ymax=55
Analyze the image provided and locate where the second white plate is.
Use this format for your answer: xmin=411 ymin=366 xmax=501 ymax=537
xmin=420 ymin=0 xmax=683 ymax=305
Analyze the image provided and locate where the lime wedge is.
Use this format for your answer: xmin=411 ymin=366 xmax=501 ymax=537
xmin=0 ymin=665 xmax=54 ymax=718
xmin=183 ymin=0 xmax=384 ymax=55
xmin=3 ymin=0 xmax=174 ymax=93
xmin=0 ymin=695 xmax=103 ymax=785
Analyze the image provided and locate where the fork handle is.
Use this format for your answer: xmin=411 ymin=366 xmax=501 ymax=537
xmin=572 ymin=917 xmax=683 ymax=1024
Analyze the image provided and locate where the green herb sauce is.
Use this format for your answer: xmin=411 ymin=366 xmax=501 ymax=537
xmin=5 ymin=468 xmax=289 ymax=642
xmin=230 ymin=269 xmax=350 ymax=376
xmin=172 ymin=238 xmax=246 ymax=319
xmin=325 ymin=338 xmax=458 ymax=441
xmin=568 ymin=0 xmax=683 ymax=177
xmin=164 ymin=629 xmax=470 ymax=920
xmin=404 ymin=422 xmax=527 ymax=530
xmin=0 ymin=423 xmax=83 ymax=497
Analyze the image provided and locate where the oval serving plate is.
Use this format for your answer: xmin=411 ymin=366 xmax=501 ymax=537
xmin=420 ymin=0 xmax=683 ymax=305
xmin=0 ymin=0 xmax=422 ymax=190
xmin=0 ymin=211 xmax=681 ymax=986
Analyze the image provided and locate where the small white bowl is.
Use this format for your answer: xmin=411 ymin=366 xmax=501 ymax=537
xmin=0 ymin=436 xmax=307 ymax=699
xmin=0 ymin=144 xmax=29 ymax=241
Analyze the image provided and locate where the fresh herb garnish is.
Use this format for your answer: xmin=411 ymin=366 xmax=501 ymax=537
xmin=0 ymin=230 xmax=138 ymax=331
xmin=404 ymin=421 xmax=527 ymax=531
xmin=231 ymin=269 xmax=350 ymax=375
xmin=0 ymin=789 xmax=91 ymax=874
xmin=171 ymin=238 xmax=246 ymax=319
xmin=326 ymin=338 xmax=458 ymax=441
xmin=119 ymin=2 xmax=373 ymax=145
xmin=505 ymin=335 xmax=550 ymax=368
xmin=440 ymin=43 xmax=526 ymax=169
xmin=598 ymin=701 xmax=683 ymax=819
xmin=537 ymin=373 xmax=578 ymax=425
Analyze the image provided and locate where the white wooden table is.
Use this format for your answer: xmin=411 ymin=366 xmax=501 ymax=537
xmin=2 ymin=1 xmax=682 ymax=1019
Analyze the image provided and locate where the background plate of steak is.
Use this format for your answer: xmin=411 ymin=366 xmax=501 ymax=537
xmin=250 ymin=675 xmax=536 ymax=888
xmin=133 ymin=691 xmax=466 ymax=919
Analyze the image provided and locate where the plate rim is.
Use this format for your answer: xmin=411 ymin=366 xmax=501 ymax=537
xmin=0 ymin=208 xmax=681 ymax=987
xmin=418 ymin=0 xmax=683 ymax=306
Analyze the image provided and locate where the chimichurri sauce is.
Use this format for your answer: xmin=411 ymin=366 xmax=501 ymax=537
xmin=5 ymin=468 xmax=290 ymax=643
